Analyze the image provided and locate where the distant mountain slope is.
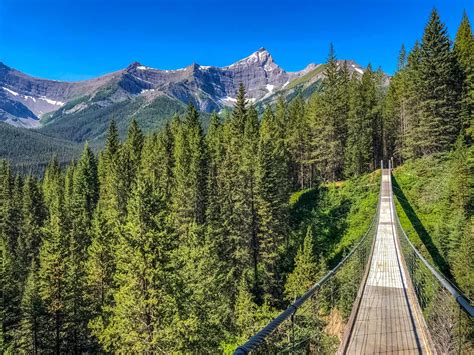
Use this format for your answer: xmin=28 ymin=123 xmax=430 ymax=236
xmin=0 ymin=122 xmax=80 ymax=171
xmin=39 ymin=95 xmax=190 ymax=144
xmin=0 ymin=49 xmax=384 ymax=130
xmin=0 ymin=49 xmax=390 ymax=158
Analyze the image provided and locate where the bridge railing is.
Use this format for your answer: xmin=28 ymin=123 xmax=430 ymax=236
xmin=234 ymin=175 xmax=382 ymax=354
xmin=389 ymin=169 xmax=474 ymax=354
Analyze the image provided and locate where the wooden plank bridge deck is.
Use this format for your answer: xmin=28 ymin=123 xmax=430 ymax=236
xmin=341 ymin=170 xmax=431 ymax=354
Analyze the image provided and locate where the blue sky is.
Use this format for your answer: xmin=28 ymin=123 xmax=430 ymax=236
xmin=0 ymin=0 xmax=472 ymax=81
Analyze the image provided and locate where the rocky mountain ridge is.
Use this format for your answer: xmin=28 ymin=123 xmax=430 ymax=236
xmin=0 ymin=48 xmax=374 ymax=128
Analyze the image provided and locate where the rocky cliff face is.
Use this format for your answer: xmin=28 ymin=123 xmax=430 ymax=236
xmin=0 ymin=48 xmax=383 ymax=128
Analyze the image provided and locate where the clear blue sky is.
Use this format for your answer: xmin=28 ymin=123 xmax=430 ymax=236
xmin=0 ymin=0 xmax=472 ymax=81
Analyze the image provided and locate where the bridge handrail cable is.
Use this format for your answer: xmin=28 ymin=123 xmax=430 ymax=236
xmin=234 ymin=172 xmax=383 ymax=354
xmin=389 ymin=168 xmax=474 ymax=318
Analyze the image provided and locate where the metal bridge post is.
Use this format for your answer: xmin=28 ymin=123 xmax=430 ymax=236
xmin=458 ymin=305 xmax=462 ymax=355
xmin=291 ymin=311 xmax=295 ymax=355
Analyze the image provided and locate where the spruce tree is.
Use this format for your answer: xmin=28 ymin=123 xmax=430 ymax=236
xmin=256 ymin=107 xmax=289 ymax=304
xmin=219 ymin=85 xmax=258 ymax=299
xmin=418 ymin=9 xmax=462 ymax=154
xmin=87 ymin=121 xmax=123 ymax=344
xmin=65 ymin=143 xmax=99 ymax=352
xmin=18 ymin=175 xmax=45 ymax=272
xmin=205 ymin=114 xmax=225 ymax=253
xmin=310 ymin=45 xmax=348 ymax=181
xmin=16 ymin=260 xmax=44 ymax=354
xmin=454 ymin=11 xmax=474 ymax=140
xmin=118 ymin=118 xmax=144 ymax=217
xmin=171 ymin=104 xmax=207 ymax=231
xmin=345 ymin=65 xmax=379 ymax=176
xmin=38 ymin=167 xmax=68 ymax=354
xmin=287 ymin=93 xmax=311 ymax=189
xmin=100 ymin=172 xmax=173 ymax=352
xmin=284 ymin=226 xmax=320 ymax=301
xmin=0 ymin=161 xmax=21 ymax=352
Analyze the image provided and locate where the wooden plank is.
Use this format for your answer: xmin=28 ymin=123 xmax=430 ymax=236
xmin=343 ymin=170 xmax=428 ymax=354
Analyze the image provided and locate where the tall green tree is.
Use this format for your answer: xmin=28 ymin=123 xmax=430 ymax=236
xmin=17 ymin=175 xmax=45 ymax=272
xmin=38 ymin=164 xmax=68 ymax=354
xmin=285 ymin=226 xmax=320 ymax=301
xmin=345 ymin=65 xmax=379 ymax=176
xmin=310 ymin=45 xmax=349 ymax=181
xmin=454 ymin=11 xmax=474 ymax=140
xmin=0 ymin=161 xmax=21 ymax=352
xmin=99 ymin=172 xmax=173 ymax=352
xmin=87 ymin=121 xmax=123 ymax=343
xmin=16 ymin=260 xmax=44 ymax=354
xmin=418 ymin=9 xmax=462 ymax=154
xmin=171 ymin=104 xmax=207 ymax=231
xmin=256 ymin=107 xmax=290 ymax=303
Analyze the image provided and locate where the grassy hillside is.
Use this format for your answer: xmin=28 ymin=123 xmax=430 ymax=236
xmin=0 ymin=122 xmax=81 ymax=173
xmin=287 ymin=64 xmax=325 ymax=90
xmin=288 ymin=170 xmax=381 ymax=269
xmin=392 ymin=147 xmax=473 ymax=297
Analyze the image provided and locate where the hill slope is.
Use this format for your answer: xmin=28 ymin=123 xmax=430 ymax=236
xmin=392 ymin=148 xmax=473 ymax=297
xmin=0 ymin=122 xmax=80 ymax=172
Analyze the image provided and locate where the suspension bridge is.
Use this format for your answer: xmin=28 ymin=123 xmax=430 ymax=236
xmin=235 ymin=164 xmax=473 ymax=354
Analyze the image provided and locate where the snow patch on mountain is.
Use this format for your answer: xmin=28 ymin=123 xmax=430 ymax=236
xmin=3 ymin=87 xmax=19 ymax=96
xmin=39 ymin=97 xmax=64 ymax=106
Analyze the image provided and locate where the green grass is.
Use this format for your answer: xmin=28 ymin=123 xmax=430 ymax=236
xmin=286 ymin=64 xmax=326 ymax=90
xmin=288 ymin=169 xmax=381 ymax=268
xmin=392 ymin=152 xmax=470 ymax=284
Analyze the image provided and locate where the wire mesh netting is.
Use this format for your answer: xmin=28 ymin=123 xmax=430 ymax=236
xmin=235 ymin=197 xmax=380 ymax=354
xmin=235 ymin=168 xmax=473 ymax=354
xmin=393 ymin=198 xmax=474 ymax=354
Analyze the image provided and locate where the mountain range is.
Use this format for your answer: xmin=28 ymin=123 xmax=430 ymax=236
xmin=0 ymin=48 xmax=371 ymax=127
xmin=0 ymin=48 xmax=386 ymax=169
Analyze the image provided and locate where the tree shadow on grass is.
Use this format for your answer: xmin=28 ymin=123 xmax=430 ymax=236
xmin=391 ymin=175 xmax=452 ymax=278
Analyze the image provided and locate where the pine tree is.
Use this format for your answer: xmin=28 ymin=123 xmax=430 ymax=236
xmin=401 ymin=42 xmax=423 ymax=159
xmin=397 ymin=44 xmax=407 ymax=71
xmin=345 ymin=65 xmax=379 ymax=176
xmin=234 ymin=273 xmax=274 ymax=343
xmin=65 ymin=143 xmax=99 ymax=352
xmin=205 ymin=114 xmax=225 ymax=252
xmin=287 ymin=93 xmax=311 ymax=189
xmin=240 ymin=104 xmax=261 ymax=299
xmin=231 ymin=83 xmax=248 ymax=135
xmin=18 ymin=175 xmax=45 ymax=272
xmin=256 ymin=107 xmax=290 ymax=304
xmin=454 ymin=11 xmax=474 ymax=141
xmin=418 ymin=9 xmax=462 ymax=154
xmin=171 ymin=223 xmax=229 ymax=352
xmin=16 ymin=260 xmax=44 ymax=354
xmin=284 ymin=226 xmax=320 ymax=301
xmin=87 ymin=121 xmax=123 ymax=345
xmin=98 ymin=120 xmax=123 ymax=223
xmin=38 ymin=167 xmax=68 ymax=354
xmin=0 ymin=161 xmax=21 ymax=352
xmin=309 ymin=45 xmax=348 ymax=181
xmin=100 ymin=173 xmax=173 ymax=352
xmin=219 ymin=85 xmax=258 ymax=299
xmin=118 ymin=118 xmax=144 ymax=217
xmin=42 ymin=156 xmax=61 ymax=210
xmin=171 ymin=104 xmax=207 ymax=231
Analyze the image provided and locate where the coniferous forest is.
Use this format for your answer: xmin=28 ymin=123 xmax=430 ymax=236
xmin=1 ymin=9 xmax=472 ymax=353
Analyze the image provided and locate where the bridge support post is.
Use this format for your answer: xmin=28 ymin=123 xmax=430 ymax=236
xmin=290 ymin=311 xmax=295 ymax=355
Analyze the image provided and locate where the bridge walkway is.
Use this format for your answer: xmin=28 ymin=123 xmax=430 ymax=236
xmin=342 ymin=169 xmax=430 ymax=354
